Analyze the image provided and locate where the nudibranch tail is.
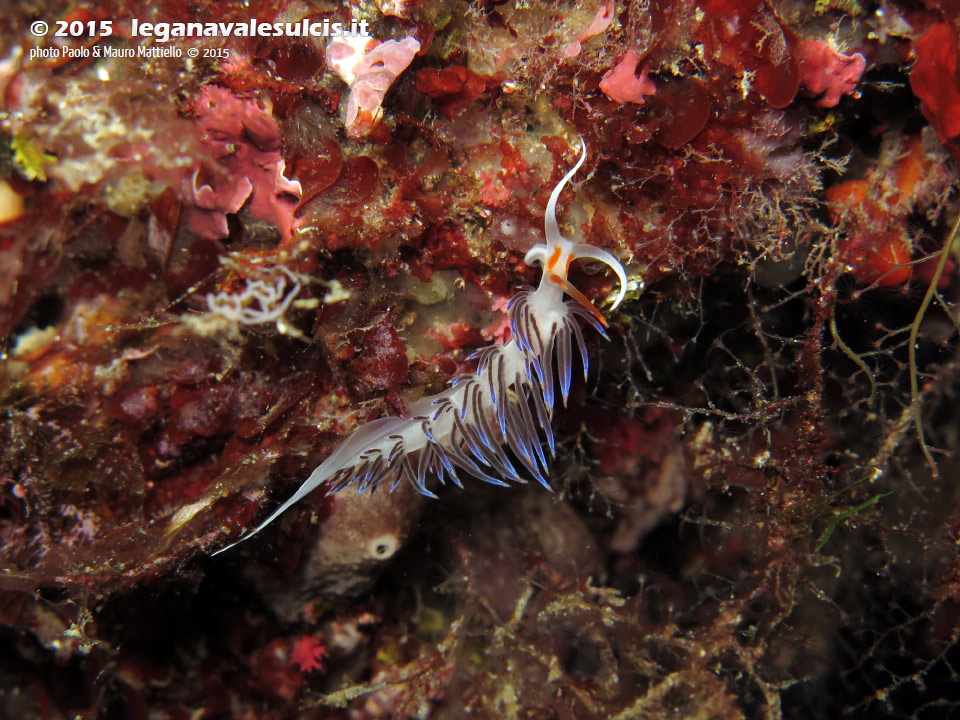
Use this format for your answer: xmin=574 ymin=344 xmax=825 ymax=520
xmin=212 ymin=137 xmax=628 ymax=557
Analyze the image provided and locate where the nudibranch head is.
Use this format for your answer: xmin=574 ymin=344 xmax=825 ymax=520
xmin=524 ymin=137 xmax=628 ymax=321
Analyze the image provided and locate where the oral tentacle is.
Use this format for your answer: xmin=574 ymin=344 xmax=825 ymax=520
xmin=548 ymin=272 xmax=608 ymax=328
xmin=567 ymin=243 xmax=629 ymax=310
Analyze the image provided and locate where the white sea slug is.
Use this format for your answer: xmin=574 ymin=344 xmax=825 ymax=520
xmin=212 ymin=138 xmax=627 ymax=556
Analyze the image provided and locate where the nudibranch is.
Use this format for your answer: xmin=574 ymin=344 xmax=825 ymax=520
xmin=212 ymin=138 xmax=627 ymax=556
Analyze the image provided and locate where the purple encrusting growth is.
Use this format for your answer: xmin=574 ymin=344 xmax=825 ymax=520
xmin=212 ymin=139 xmax=627 ymax=555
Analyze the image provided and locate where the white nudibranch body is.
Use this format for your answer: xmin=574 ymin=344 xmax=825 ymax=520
xmin=212 ymin=138 xmax=627 ymax=556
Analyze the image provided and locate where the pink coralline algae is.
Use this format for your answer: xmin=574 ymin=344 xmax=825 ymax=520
xmin=562 ymin=1 xmax=616 ymax=58
xmin=183 ymin=86 xmax=300 ymax=240
xmin=599 ymin=50 xmax=656 ymax=104
xmin=326 ymin=35 xmax=422 ymax=138
xmin=795 ymin=38 xmax=867 ymax=108
xmin=182 ymin=169 xmax=252 ymax=239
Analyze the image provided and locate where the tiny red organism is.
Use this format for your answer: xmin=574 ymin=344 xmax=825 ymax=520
xmin=290 ymin=635 xmax=328 ymax=673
